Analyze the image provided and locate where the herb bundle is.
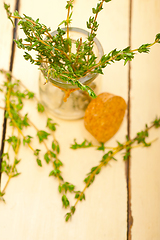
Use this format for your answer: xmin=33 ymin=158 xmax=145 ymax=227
xmin=0 ymin=70 xmax=160 ymax=221
xmin=0 ymin=69 xmax=65 ymax=203
xmin=4 ymin=1 xmax=160 ymax=97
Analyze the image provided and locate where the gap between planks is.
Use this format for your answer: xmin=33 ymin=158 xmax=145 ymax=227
xmin=126 ymin=0 xmax=133 ymax=239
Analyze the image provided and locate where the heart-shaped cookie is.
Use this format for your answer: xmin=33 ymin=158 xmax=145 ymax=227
xmin=84 ymin=92 xmax=127 ymax=142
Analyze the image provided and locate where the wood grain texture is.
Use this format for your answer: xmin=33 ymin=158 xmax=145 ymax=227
xmin=131 ymin=0 xmax=160 ymax=239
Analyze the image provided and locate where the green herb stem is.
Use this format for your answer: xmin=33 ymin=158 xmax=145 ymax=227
xmin=84 ymin=39 xmax=159 ymax=76
xmin=66 ymin=0 xmax=74 ymax=52
xmin=66 ymin=120 xmax=159 ymax=221
xmin=1 ymin=130 xmax=20 ymax=195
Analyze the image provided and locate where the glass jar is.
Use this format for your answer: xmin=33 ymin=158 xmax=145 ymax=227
xmin=39 ymin=27 xmax=104 ymax=120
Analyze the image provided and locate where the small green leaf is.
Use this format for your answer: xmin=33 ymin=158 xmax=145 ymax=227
xmin=46 ymin=118 xmax=57 ymax=131
xmin=138 ymin=43 xmax=150 ymax=53
xmin=4 ymin=3 xmax=15 ymax=26
xmin=84 ymin=176 xmax=90 ymax=184
xmin=90 ymin=166 xmax=98 ymax=173
xmin=0 ymin=191 xmax=5 ymax=202
xmin=97 ymin=143 xmax=105 ymax=151
xmin=75 ymin=194 xmax=79 ymax=199
xmin=123 ymin=151 xmax=130 ymax=161
xmin=49 ymin=150 xmax=56 ymax=158
xmin=23 ymin=135 xmax=32 ymax=145
xmin=117 ymin=141 xmax=123 ymax=147
xmin=95 ymin=168 xmax=101 ymax=175
xmin=14 ymin=158 xmax=21 ymax=165
xmin=71 ymin=139 xmax=93 ymax=149
xmin=36 ymin=158 xmax=42 ymax=167
xmin=49 ymin=169 xmax=60 ymax=177
xmin=26 ymin=91 xmax=34 ymax=99
xmin=44 ymin=152 xmax=50 ymax=164
xmin=68 ymin=184 xmax=75 ymax=192
xmin=53 ymin=159 xmax=63 ymax=168
xmin=70 ymin=206 xmax=75 ymax=214
xmin=37 ymin=130 xmax=50 ymax=143
xmin=65 ymin=212 xmax=71 ymax=222
xmin=56 ymin=144 xmax=60 ymax=154
xmin=1 ymin=153 xmax=9 ymax=160
xmin=155 ymin=33 xmax=160 ymax=42
xmin=37 ymin=102 xmax=45 ymax=112
xmin=84 ymin=175 xmax=95 ymax=187
xmin=6 ymin=136 xmax=21 ymax=152
xmin=153 ymin=117 xmax=160 ymax=128
xmin=58 ymin=185 xmax=62 ymax=193
xmin=34 ymin=149 xmax=41 ymax=156
xmin=22 ymin=114 xmax=30 ymax=127
xmin=52 ymin=141 xmax=60 ymax=153
xmin=62 ymin=195 xmax=70 ymax=208
xmin=80 ymin=193 xmax=85 ymax=201
xmin=61 ymin=182 xmax=68 ymax=193
xmin=12 ymin=172 xmax=21 ymax=178
xmin=52 ymin=141 xmax=56 ymax=151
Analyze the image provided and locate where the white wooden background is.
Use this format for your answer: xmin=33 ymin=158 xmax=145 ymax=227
xmin=0 ymin=0 xmax=160 ymax=239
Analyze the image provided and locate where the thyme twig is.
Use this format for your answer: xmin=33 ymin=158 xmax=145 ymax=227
xmin=65 ymin=120 xmax=160 ymax=221
xmin=0 ymin=70 xmax=78 ymax=210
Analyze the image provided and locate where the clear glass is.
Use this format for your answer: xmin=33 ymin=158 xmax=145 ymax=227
xmin=39 ymin=27 xmax=104 ymax=120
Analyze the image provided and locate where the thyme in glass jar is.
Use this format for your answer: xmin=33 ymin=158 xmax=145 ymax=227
xmin=4 ymin=2 xmax=160 ymax=97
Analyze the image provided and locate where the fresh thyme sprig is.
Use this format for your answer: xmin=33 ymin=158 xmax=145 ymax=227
xmin=86 ymin=0 xmax=111 ymax=60
xmin=59 ymin=0 xmax=74 ymax=51
xmin=4 ymin=2 xmax=160 ymax=98
xmin=0 ymin=128 xmax=21 ymax=202
xmin=0 ymin=70 xmax=78 ymax=208
xmin=65 ymin=119 xmax=160 ymax=221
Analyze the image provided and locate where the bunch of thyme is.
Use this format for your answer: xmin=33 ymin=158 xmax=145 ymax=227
xmin=4 ymin=1 xmax=160 ymax=97
xmin=0 ymin=69 xmax=91 ymax=213
xmin=0 ymin=69 xmax=77 ymax=208
xmin=0 ymin=70 xmax=160 ymax=221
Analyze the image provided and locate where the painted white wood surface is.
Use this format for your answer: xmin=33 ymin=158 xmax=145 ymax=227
xmin=0 ymin=0 xmax=159 ymax=239
xmin=131 ymin=0 xmax=160 ymax=239
xmin=0 ymin=1 xmax=128 ymax=239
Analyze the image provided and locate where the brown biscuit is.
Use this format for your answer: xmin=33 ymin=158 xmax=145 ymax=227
xmin=84 ymin=92 xmax=127 ymax=142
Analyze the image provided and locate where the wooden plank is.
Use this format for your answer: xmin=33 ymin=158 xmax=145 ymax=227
xmin=0 ymin=0 xmax=129 ymax=239
xmin=0 ymin=0 xmax=16 ymax=146
xmin=131 ymin=0 xmax=160 ymax=239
